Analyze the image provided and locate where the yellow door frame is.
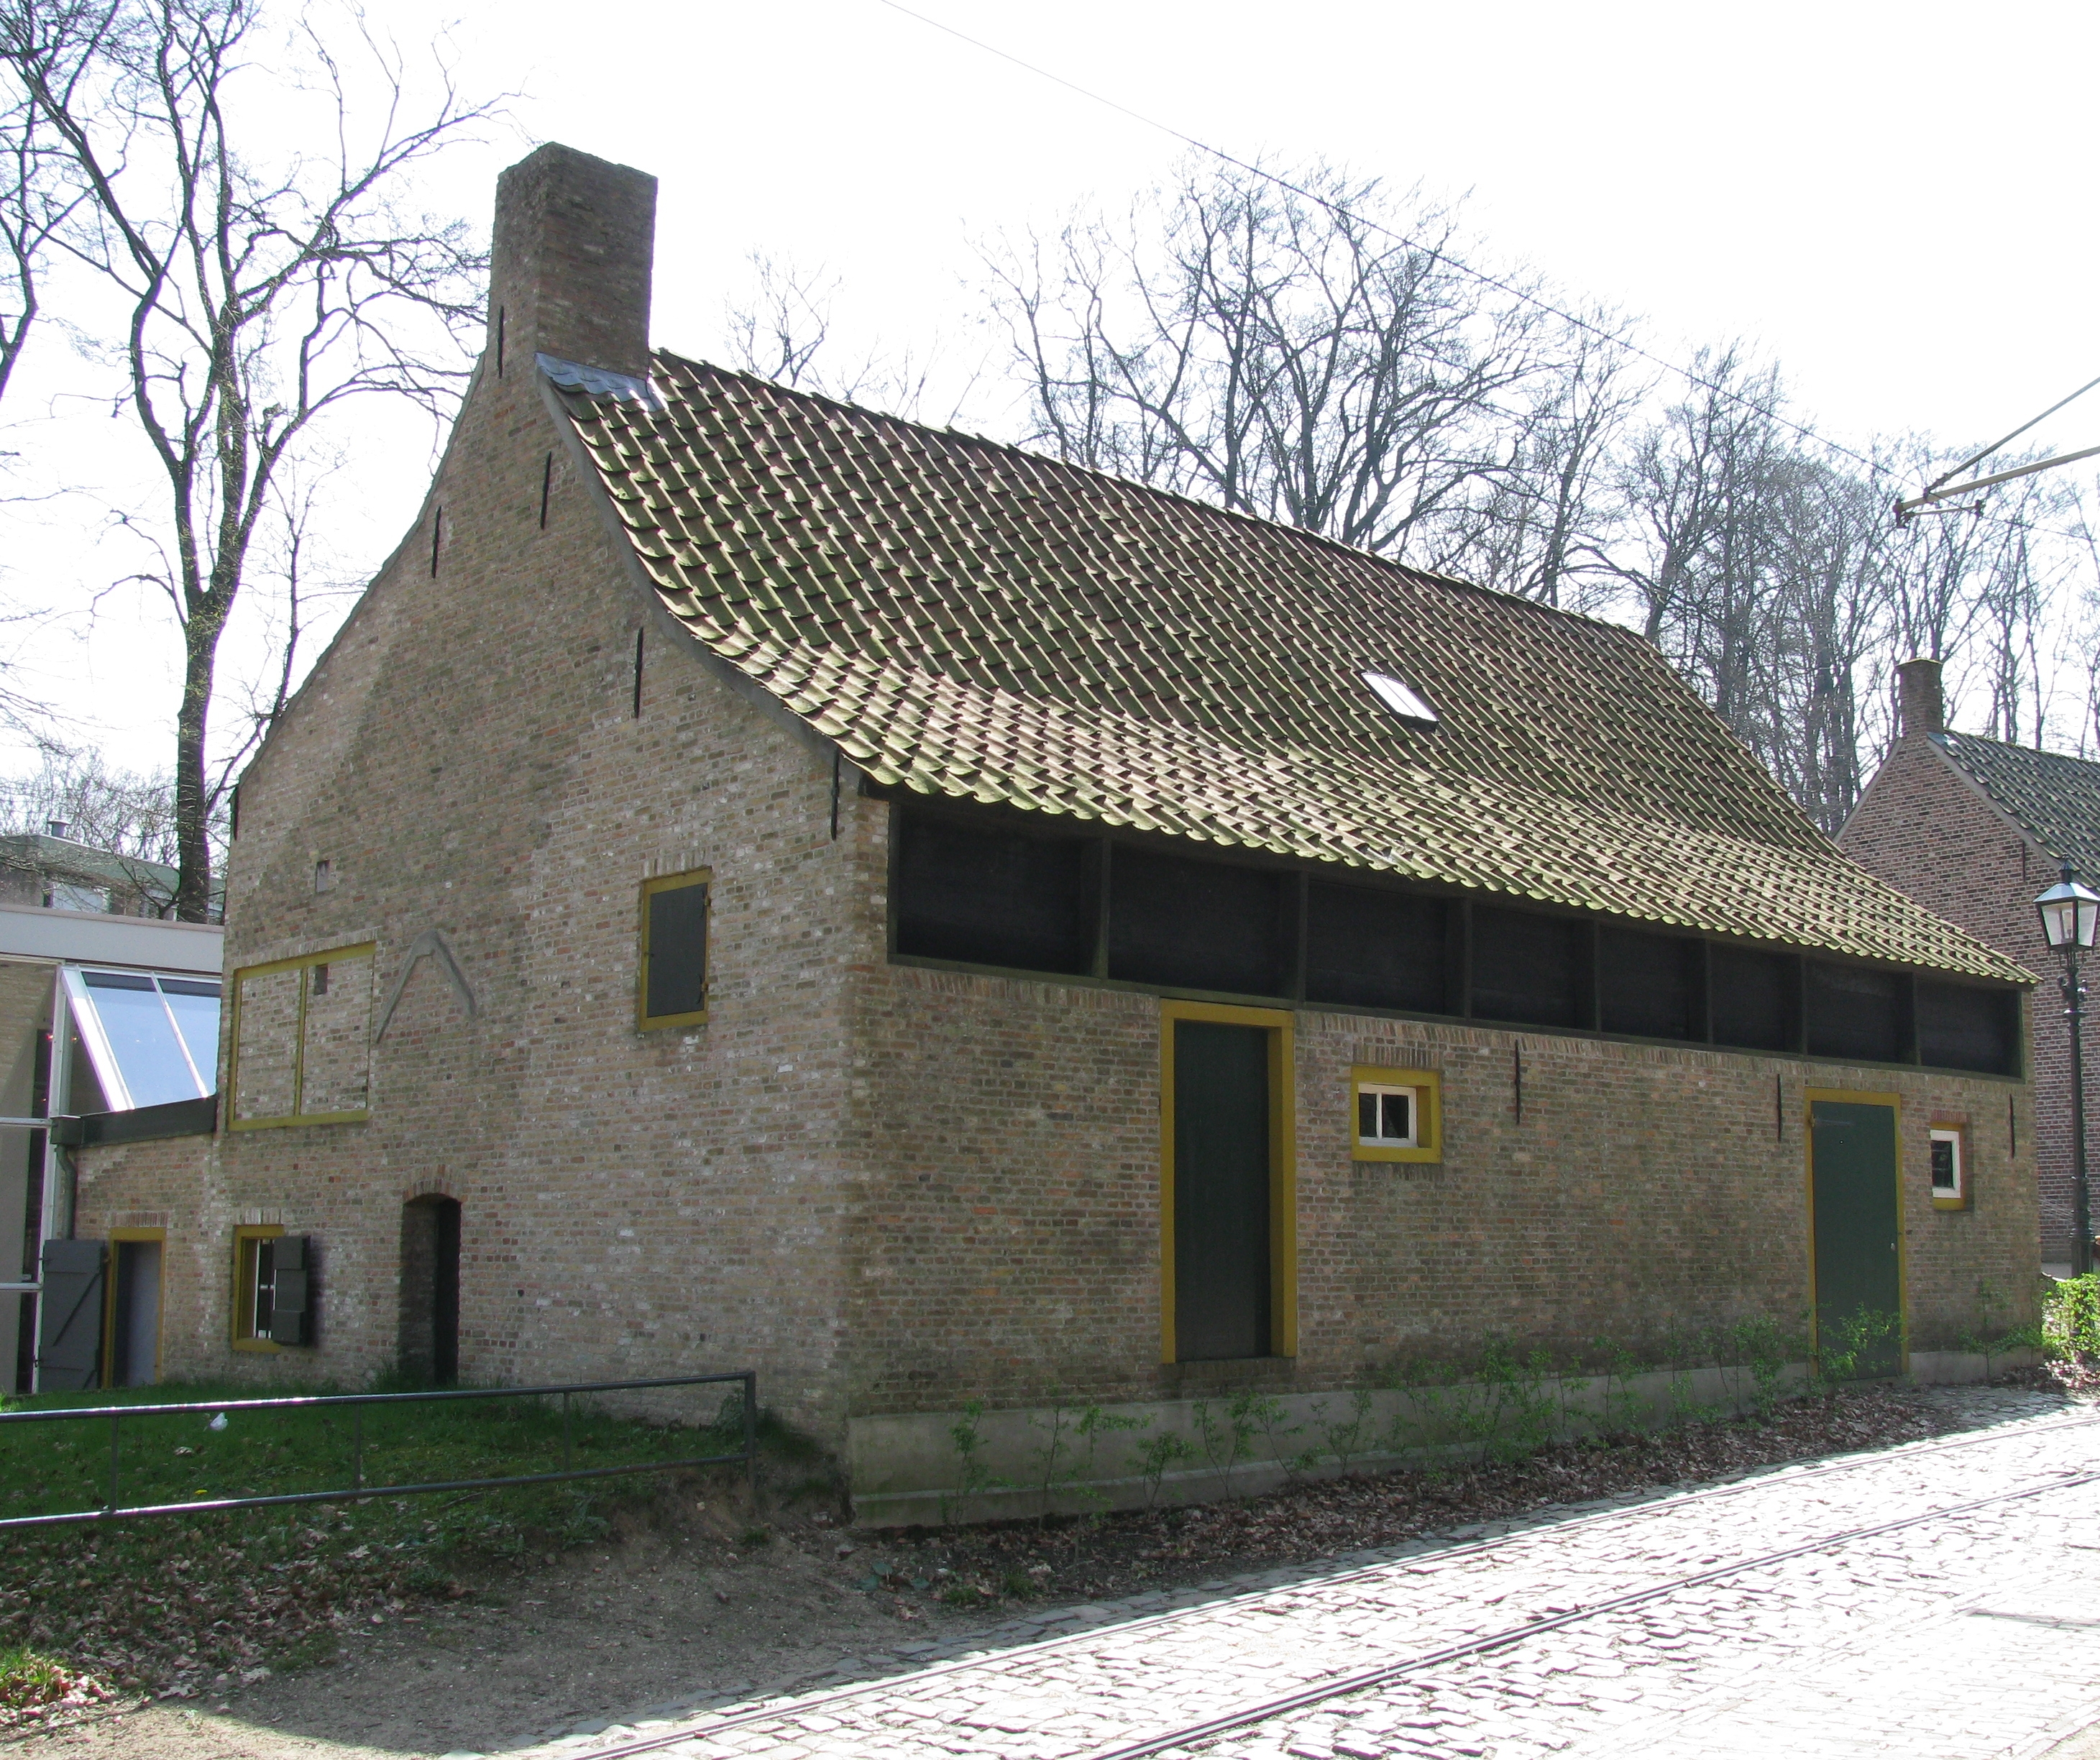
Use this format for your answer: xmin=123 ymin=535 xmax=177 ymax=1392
xmin=1158 ymin=999 xmax=1298 ymax=1365
xmin=1803 ymin=1087 xmax=1908 ymax=1370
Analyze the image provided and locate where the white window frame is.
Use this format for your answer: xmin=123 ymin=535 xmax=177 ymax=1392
xmin=1357 ymin=1082 xmax=1421 ymax=1150
xmin=1929 ymin=1127 xmax=1965 ymax=1201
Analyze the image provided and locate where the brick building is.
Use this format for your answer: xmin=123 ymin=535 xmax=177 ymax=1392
xmin=64 ymin=145 xmax=2040 ymax=1513
xmin=1843 ymin=656 xmax=2096 ymax=1268
xmin=0 ymin=826 xmax=181 ymax=918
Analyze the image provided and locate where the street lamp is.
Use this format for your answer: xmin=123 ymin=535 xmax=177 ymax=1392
xmin=2036 ymin=864 xmax=2100 ymax=1276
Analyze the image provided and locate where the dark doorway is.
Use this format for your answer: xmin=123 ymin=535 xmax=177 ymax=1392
xmin=1172 ymin=1019 xmax=1273 ymax=1361
xmin=107 ymin=1238 xmax=162 ymax=1387
xmin=1808 ymin=1098 xmax=1904 ymax=1378
xmin=399 ymin=1197 xmax=461 ymax=1385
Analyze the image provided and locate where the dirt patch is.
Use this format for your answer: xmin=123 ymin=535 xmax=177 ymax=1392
xmin=2 ymin=1385 xmax=2052 ymax=1759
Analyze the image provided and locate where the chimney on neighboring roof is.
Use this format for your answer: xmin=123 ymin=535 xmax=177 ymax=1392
xmin=1897 ymin=656 xmax=1945 ymax=738
xmin=44 ymin=820 xmax=64 ymax=839
xmin=487 ymin=143 xmax=657 ymax=382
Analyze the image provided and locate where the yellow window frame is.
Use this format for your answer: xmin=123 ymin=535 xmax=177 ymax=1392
xmin=1350 ymin=1065 xmax=1442 ymax=1163
xmin=101 ymin=1226 xmax=166 ymax=1386
xmin=1158 ymin=999 xmax=1298 ymax=1365
xmin=226 ymin=943 xmax=376 ymax=1131
xmin=230 ymin=1223 xmax=285 ymax=1353
xmin=637 ymin=868 xmax=712 ymax=1030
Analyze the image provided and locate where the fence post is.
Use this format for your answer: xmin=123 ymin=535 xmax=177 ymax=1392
xmin=352 ymin=1408 xmax=364 ymax=1492
xmin=742 ymin=1372 xmax=756 ymax=1491
xmin=561 ymin=1390 xmax=572 ymax=1476
xmin=107 ymin=1411 xmax=120 ymax=1513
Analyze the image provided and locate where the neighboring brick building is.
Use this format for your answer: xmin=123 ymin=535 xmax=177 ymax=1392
xmin=1843 ymin=657 xmax=2096 ymax=1268
xmin=65 ymin=145 xmax=2040 ymax=1514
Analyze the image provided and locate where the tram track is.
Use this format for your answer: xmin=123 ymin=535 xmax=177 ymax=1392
xmin=1076 ymin=1461 xmax=2100 ymax=1760
xmin=549 ymin=1404 xmax=2100 ymax=1760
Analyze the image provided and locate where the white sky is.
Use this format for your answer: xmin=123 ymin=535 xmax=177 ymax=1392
xmin=8 ymin=0 xmax=2099 ymax=779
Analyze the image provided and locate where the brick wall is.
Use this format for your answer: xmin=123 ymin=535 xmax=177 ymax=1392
xmin=1841 ymin=735 xmax=2075 ymax=1261
xmin=841 ymin=909 xmax=2037 ymax=1420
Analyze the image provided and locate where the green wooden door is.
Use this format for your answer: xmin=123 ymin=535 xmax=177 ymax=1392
xmin=1809 ymin=1099 xmax=1903 ymax=1378
xmin=1173 ymin=1020 xmax=1272 ymax=1361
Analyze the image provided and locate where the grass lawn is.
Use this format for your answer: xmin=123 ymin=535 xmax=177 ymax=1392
xmin=1 ymin=1379 xmax=747 ymax=1523
xmin=0 ymin=1380 xmax=762 ymax=1715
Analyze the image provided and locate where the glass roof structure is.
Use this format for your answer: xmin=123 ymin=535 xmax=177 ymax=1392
xmin=62 ymin=966 xmax=220 ymax=1111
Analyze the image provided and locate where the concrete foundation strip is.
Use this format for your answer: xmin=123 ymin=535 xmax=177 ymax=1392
xmin=554 ymin=1409 xmax=2100 ymax=1760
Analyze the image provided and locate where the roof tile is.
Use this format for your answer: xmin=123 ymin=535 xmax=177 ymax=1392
xmin=555 ymin=353 xmax=2025 ymax=984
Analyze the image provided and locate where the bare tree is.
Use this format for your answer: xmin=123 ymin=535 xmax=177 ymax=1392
xmin=1428 ymin=313 xmax=1646 ymax=607
xmin=1966 ymin=472 xmax=2074 ymax=748
xmin=724 ymin=251 xmax=838 ymax=391
xmin=984 ymin=157 xmax=1557 ymax=558
xmin=1763 ymin=461 xmax=1889 ymax=833
xmin=723 ymin=249 xmax=983 ymax=425
xmin=0 ymin=745 xmax=175 ymax=859
xmin=1614 ymin=348 xmax=1790 ymax=657
xmin=0 ymin=0 xmax=495 ymax=919
xmin=0 ymin=52 xmax=73 ymax=408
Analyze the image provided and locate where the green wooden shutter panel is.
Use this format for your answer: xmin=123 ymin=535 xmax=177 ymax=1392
xmin=1173 ymin=1021 xmax=1272 ymax=1362
xmin=269 ymin=1234 xmax=312 ymax=1345
xmin=37 ymin=1239 xmax=106 ymax=1390
xmin=646 ymin=882 xmax=708 ymax=1018
xmin=1810 ymin=1101 xmax=1903 ymax=1377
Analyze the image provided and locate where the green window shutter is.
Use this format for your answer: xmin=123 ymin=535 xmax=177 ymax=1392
xmin=267 ymin=1235 xmax=312 ymax=1345
xmin=37 ymin=1239 xmax=106 ymax=1389
xmin=645 ymin=881 xmax=708 ymax=1021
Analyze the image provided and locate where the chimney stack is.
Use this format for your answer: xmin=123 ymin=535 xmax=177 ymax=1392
xmin=486 ymin=144 xmax=657 ymax=382
xmin=1897 ymin=656 xmax=1945 ymax=738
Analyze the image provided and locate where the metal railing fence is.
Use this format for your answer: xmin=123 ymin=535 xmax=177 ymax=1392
xmin=0 ymin=1370 xmax=757 ymax=1531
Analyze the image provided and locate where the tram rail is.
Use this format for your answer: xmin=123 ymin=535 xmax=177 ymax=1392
xmin=555 ymin=1405 xmax=2100 ymax=1760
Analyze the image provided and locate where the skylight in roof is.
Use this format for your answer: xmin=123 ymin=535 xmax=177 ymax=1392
xmin=1362 ymin=670 xmax=1439 ymax=728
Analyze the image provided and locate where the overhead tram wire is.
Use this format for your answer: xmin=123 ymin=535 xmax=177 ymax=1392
xmin=1897 ymin=369 xmax=2100 ymax=518
xmin=869 ymin=0 xmax=2094 ymax=546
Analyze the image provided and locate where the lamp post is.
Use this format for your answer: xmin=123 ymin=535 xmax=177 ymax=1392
xmin=2036 ymin=864 xmax=2100 ymax=1276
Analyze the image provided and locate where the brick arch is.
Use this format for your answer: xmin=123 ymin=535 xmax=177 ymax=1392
xmin=401 ymin=1175 xmax=461 ymax=1204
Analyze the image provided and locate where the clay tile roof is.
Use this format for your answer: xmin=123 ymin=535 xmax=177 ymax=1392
xmin=1935 ymin=730 xmax=2100 ymax=881
xmin=553 ymin=352 xmax=2025 ymax=984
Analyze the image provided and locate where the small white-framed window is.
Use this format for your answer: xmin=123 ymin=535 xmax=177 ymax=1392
xmin=1930 ymin=1127 xmax=1965 ymax=1205
xmin=1351 ymin=1065 xmax=1442 ymax=1163
xmin=1357 ymin=1083 xmax=1420 ymax=1149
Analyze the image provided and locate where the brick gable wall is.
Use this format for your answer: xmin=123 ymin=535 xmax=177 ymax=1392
xmin=1840 ymin=735 xmax=2072 ymax=1260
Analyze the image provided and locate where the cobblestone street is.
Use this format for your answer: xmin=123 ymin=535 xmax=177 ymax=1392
xmin=526 ymin=1390 xmax=2100 ymax=1760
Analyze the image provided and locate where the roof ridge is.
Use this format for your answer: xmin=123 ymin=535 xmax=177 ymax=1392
xmin=1940 ymin=726 xmax=2100 ymax=774
xmin=643 ymin=347 xmax=1643 ymax=644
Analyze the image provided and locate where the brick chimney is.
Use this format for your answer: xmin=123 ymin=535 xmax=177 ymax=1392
xmin=1897 ymin=656 xmax=1945 ymax=738
xmin=486 ymin=144 xmax=656 ymax=382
